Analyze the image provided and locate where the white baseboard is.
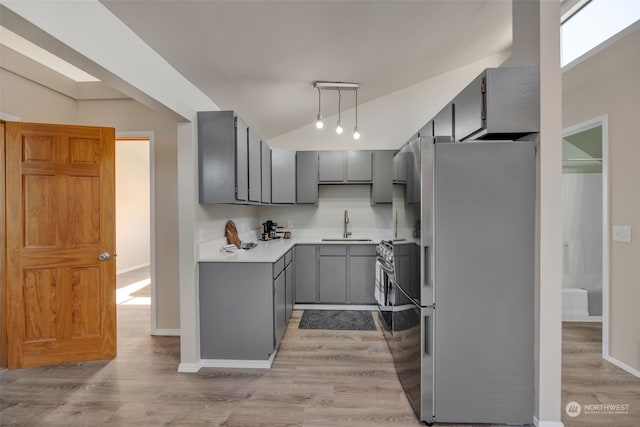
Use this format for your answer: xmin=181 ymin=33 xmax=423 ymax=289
xmin=200 ymin=351 xmax=277 ymax=369
xmin=604 ymin=354 xmax=640 ymax=378
xmin=294 ymin=304 xmax=377 ymax=311
xmin=533 ymin=416 xmax=564 ymax=427
xmin=177 ymin=361 xmax=202 ymax=373
xmin=152 ymin=328 xmax=180 ymax=336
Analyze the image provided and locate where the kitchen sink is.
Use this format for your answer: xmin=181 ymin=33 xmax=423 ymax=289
xmin=321 ymin=238 xmax=373 ymax=242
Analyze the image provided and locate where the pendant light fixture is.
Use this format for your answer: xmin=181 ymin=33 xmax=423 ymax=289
xmin=313 ymin=81 xmax=360 ymax=139
xmin=336 ymin=88 xmax=343 ymax=134
xmin=315 ymin=87 xmax=324 ymax=129
xmin=353 ymin=87 xmax=360 ymax=140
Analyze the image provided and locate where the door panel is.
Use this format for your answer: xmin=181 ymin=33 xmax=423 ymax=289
xmin=3 ymin=121 xmax=116 ymax=369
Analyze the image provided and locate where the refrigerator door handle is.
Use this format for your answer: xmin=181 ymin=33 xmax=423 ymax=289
xmin=424 ymin=246 xmax=431 ymax=286
xmin=424 ymin=314 xmax=431 ymax=357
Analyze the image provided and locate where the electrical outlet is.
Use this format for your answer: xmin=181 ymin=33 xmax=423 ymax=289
xmin=612 ymin=225 xmax=632 ymax=243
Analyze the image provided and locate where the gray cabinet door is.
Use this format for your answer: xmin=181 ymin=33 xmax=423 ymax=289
xmin=372 ymin=151 xmax=393 ymax=204
xmin=453 ymin=73 xmax=484 ymax=141
xmin=271 ymin=147 xmax=296 ymax=204
xmin=235 ymin=117 xmax=249 ymax=201
xmin=318 ymin=151 xmax=345 ymax=182
xmin=295 ymin=245 xmax=317 ymax=302
xmin=319 ymin=254 xmax=347 ymax=303
xmin=199 ymin=262 xmax=273 ymax=360
xmin=261 ymin=141 xmax=271 ymax=204
xmin=349 ymin=255 xmax=376 ymax=304
xmin=433 ymin=104 xmax=454 ymax=140
xmin=274 ymin=272 xmax=287 ymax=347
xmin=285 ymin=262 xmax=293 ymax=320
xmin=393 ymin=151 xmax=408 ymax=183
xmin=346 ymin=151 xmax=373 ymax=182
xmin=296 ymin=151 xmax=318 ymax=204
xmin=248 ymin=128 xmax=261 ymax=203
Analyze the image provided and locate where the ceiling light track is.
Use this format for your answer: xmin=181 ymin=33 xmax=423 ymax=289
xmin=312 ymin=81 xmax=361 ymax=140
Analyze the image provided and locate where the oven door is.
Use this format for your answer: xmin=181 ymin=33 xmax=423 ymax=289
xmin=375 ymin=258 xmax=393 ymax=337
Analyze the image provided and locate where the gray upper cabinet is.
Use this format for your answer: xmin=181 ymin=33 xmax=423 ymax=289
xmin=393 ymin=151 xmax=408 ymax=183
xmin=248 ymin=128 xmax=261 ymax=203
xmin=371 ymin=151 xmax=394 ymax=205
xmin=235 ymin=118 xmax=249 ymax=202
xmin=318 ymin=151 xmax=373 ymax=184
xmin=261 ymin=141 xmax=271 ymax=204
xmin=296 ymin=151 xmax=318 ymax=204
xmin=198 ymin=111 xmax=250 ymax=204
xmin=433 ymin=104 xmax=454 ymax=140
xmin=318 ymin=151 xmax=345 ymax=182
xmin=453 ymin=73 xmax=484 ymax=142
xmin=271 ymin=147 xmax=296 ymax=204
xmin=453 ymin=67 xmax=540 ymax=141
xmin=346 ymin=151 xmax=373 ymax=182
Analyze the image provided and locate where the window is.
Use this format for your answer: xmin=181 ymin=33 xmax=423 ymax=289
xmin=561 ymin=0 xmax=640 ymax=67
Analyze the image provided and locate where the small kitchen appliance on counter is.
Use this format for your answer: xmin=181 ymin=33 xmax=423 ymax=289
xmin=261 ymin=220 xmax=285 ymax=240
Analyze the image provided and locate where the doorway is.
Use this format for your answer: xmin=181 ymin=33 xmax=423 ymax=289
xmin=115 ymin=133 xmax=157 ymax=333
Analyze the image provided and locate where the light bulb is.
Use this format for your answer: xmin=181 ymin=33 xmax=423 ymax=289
xmin=336 ymin=121 xmax=343 ymax=134
xmin=315 ymin=114 xmax=324 ymax=129
xmin=353 ymin=129 xmax=360 ymax=140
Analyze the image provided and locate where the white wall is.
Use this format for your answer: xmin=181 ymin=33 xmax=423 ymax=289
xmin=259 ymin=185 xmax=392 ymax=239
xmin=268 ymin=52 xmax=509 ymax=151
xmin=563 ymin=24 xmax=640 ymax=373
xmin=115 ymin=139 xmax=151 ymax=273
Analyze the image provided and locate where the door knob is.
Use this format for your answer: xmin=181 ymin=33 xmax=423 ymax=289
xmin=98 ymin=252 xmax=111 ymax=261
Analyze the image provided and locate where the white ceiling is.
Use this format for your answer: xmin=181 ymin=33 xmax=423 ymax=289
xmin=100 ymin=0 xmax=512 ymax=139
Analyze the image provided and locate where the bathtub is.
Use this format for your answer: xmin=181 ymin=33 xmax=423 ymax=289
xmin=562 ymin=273 xmax=602 ymax=322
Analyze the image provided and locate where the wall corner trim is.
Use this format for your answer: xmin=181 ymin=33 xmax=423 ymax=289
xmin=533 ymin=417 xmax=564 ymax=427
xmin=604 ymin=355 xmax=640 ymax=379
xmin=177 ymin=361 xmax=202 ymax=373
xmin=152 ymin=329 xmax=180 ymax=337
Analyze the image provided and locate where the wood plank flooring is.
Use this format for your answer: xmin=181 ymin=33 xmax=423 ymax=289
xmin=561 ymin=322 xmax=640 ymax=427
xmin=2 ymin=306 xmax=638 ymax=426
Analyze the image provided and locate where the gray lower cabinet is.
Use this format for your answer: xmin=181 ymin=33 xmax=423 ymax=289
xmin=294 ymin=245 xmax=317 ymax=303
xmin=285 ymin=261 xmax=294 ymax=320
xmin=199 ymin=262 xmax=274 ymax=360
xmin=295 ymin=244 xmax=377 ymax=304
xmin=296 ymin=151 xmax=318 ymax=204
xmin=348 ymin=245 xmax=377 ymax=304
xmin=319 ymin=256 xmax=347 ymax=303
xmin=274 ymin=270 xmax=286 ymax=348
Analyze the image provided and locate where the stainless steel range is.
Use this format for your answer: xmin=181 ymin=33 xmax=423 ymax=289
xmin=375 ymin=240 xmax=394 ymax=337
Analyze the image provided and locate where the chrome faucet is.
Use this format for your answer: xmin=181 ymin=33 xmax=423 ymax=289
xmin=343 ymin=209 xmax=352 ymax=239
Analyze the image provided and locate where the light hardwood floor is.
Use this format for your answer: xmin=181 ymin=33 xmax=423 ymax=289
xmin=2 ymin=306 xmax=638 ymax=426
xmin=561 ymin=322 xmax=640 ymax=426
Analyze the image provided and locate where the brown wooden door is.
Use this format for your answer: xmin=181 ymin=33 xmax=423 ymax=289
xmin=3 ymin=121 xmax=116 ymax=369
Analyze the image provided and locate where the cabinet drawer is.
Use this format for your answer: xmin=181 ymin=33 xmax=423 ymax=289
xmin=349 ymin=244 xmax=376 ymax=256
xmin=273 ymin=256 xmax=285 ymax=278
xmin=285 ymin=250 xmax=293 ymax=266
xmin=319 ymin=245 xmax=347 ymax=256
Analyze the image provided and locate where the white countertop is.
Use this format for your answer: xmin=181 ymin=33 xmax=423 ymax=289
xmin=198 ymin=233 xmax=388 ymax=263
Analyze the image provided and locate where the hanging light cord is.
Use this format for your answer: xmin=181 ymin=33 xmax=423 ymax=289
xmin=338 ymin=88 xmax=342 ymax=121
xmin=317 ymin=87 xmax=322 ymax=114
xmin=355 ymin=88 xmax=358 ymax=128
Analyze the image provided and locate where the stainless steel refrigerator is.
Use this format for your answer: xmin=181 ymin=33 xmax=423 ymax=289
xmin=389 ymin=135 xmax=535 ymax=424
